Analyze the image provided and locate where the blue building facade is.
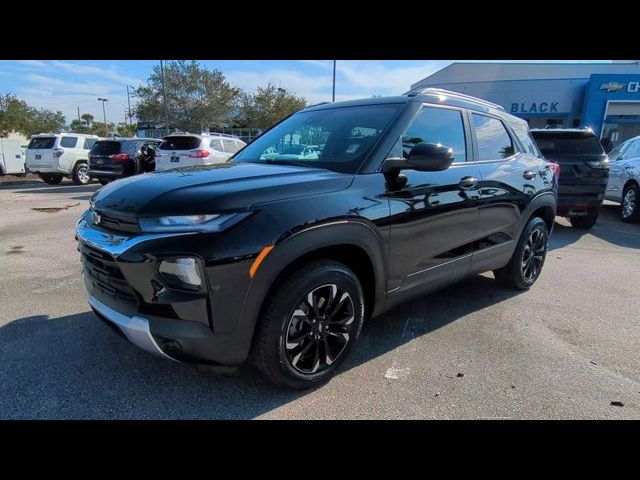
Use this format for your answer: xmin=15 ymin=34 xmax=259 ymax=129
xmin=411 ymin=63 xmax=640 ymax=149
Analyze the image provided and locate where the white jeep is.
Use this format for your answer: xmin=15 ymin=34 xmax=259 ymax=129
xmin=26 ymin=133 xmax=100 ymax=185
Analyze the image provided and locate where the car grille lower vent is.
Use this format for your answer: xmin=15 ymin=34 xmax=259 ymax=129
xmin=81 ymin=243 xmax=137 ymax=305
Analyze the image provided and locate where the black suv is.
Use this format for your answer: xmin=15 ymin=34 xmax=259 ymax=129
xmin=88 ymin=138 xmax=160 ymax=185
xmin=76 ymin=88 xmax=557 ymax=389
xmin=531 ymin=128 xmax=609 ymax=229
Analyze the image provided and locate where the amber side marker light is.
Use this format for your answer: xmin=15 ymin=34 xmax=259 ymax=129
xmin=249 ymin=245 xmax=274 ymax=278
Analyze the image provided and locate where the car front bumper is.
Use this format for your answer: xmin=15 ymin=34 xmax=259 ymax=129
xmin=75 ymin=211 xmax=258 ymax=365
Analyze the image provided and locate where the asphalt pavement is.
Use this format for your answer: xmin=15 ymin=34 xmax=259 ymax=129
xmin=0 ymin=180 xmax=638 ymax=419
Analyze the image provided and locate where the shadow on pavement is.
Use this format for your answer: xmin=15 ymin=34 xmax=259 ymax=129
xmin=549 ymin=203 xmax=640 ymax=252
xmin=0 ymin=274 xmax=523 ymax=419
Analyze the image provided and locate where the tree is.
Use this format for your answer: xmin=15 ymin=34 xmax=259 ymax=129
xmin=91 ymin=122 xmax=116 ymax=138
xmin=81 ymin=113 xmax=94 ymax=127
xmin=117 ymin=123 xmax=138 ymax=137
xmin=0 ymin=94 xmax=66 ymax=137
xmin=134 ymin=60 xmax=241 ymax=132
xmin=70 ymin=119 xmax=91 ymax=134
xmin=237 ymin=84 xmax=307 ymax=129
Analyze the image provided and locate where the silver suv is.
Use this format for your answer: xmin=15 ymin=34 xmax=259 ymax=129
xmin=154 ymin=132 xmax=246 ymax=171
xmin=605 ymin=135 xmax=640 ymax=222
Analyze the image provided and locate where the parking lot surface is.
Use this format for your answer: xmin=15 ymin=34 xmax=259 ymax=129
xmin=1 ymin=180 xmax=639 ymax=419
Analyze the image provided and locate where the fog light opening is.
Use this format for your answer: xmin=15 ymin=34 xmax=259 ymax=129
xmin=159 ymin=257 xmax=202 ymax=290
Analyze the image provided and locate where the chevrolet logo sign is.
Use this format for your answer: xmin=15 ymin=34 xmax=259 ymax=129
xmin=600 ymin=82 xmax=626 ymax=92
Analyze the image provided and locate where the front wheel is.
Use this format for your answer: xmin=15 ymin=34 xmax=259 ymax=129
xmin=493 ymin=217 xmax=549 ymax=290
xmin=621 ymin=183 xmax=640 ymax=223
xmin=72 ymin=162 xmax=90 ymax=185
xmin=253 ymin=259 xmax=365 ymax=389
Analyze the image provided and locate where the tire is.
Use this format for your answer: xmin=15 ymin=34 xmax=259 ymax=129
xmin=72 ymin=162 xmax=90 ymax=185
xmin=40 ymin=173 xmax=63 ymax=185
xmin=493 ymin=217 xmax=549 ymax=290
xmin=621 ymin=183 xmax=640 ymax=223
xmin=253 ymin=259 xmax=365 ymax=389
xmin=569 ymin=209 xmax=599 ymax=229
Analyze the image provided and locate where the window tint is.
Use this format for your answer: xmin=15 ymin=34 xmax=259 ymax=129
xmin=83 ymin=138 xmax=97 ymax=150
xmin=60 ymin=136 xmax=78 ymax=148
xmin=27 ymin=137 xmax=55 ymax=149
xmin=509 ymin=121 xmax=540 ymax=156
xmin=159 ymin=136 xmax=201 ymax=150
xmin=402 ymin=106 xmax=466 ymax=162
xmin=530 ymin=131 xmax=604 ymax=156
xmin=623 ymin=140 xmax=640 ymax=159
xmin=473 ymin=114 xmax=514 ymax=160
xmin=91 ymin=141 xmax=121 ymax=155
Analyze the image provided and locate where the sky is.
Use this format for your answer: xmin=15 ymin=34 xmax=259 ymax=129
xmin=0 ymin=60 xmax=612 ymax=125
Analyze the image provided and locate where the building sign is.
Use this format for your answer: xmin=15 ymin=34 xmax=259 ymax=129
xmin=510 ymin=102 xmax=560 ymax=114
xmin=599 ymin=81 xmax=640 ymax=93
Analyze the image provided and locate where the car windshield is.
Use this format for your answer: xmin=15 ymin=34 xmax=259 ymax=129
xmin=531 ymin=132 xmax=604 ymax=156
xmin=233 ymin=104 xmax=403 ymax=173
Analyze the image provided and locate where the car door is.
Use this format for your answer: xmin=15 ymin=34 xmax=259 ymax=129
xmin=58 ymin=135 xmax=79 ymax=173
xmin=470 ymin=113 xmax=545 ymax=272
xmin=386 ymin=104 xmax=481 ymax=294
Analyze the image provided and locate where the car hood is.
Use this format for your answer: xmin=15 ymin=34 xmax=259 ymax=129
xmin=90 ymin=162 xmax=353 ymax=216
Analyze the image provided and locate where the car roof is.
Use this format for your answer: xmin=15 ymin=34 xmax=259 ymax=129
xmin=164 ymin=132 xmax=244 ymax=142
xmin=31 ymin=132 xmax=99 ymax=138
xmin=96 ymin=137 xmax=160 ymax=142
xmin=303 ymin=88 xmax=512 ymax=119
xmin=530 ymin=128 xmax=597 ymax=136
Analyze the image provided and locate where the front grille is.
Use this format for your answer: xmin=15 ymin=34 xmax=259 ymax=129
xmin=81 ymin=243 xmax=137 ymax=305
xmin=95 ymin=210 xmax=140 ymax=234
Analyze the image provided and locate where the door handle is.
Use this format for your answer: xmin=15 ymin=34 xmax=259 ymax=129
xmin=459 ymin=176 xmax=479 ymax=189
xmin=523 ymin=170 xmax=537 ymax=180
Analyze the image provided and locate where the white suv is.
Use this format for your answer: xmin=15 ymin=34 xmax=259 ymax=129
xmin=154 ymin=133 xmax=246 ymax=171
xmin=26 ymin=133 xmax=100 ymax=185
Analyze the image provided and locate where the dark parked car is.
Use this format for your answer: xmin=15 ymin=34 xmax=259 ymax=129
xmin=88 ymin=138 xmax=160 ymax=185
xmin=76 ymin=88 xmax=557 ymax=389
xmin=531 ymin=128 xmax=609 ymax=229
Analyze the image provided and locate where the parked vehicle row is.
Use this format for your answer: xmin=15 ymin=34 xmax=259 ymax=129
xmin=76 ymin=88 xmax=558 ymax=388
xmin=22 ymin=131 xmax=247 ymax=185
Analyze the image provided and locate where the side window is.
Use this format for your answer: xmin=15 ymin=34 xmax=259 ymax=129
xmin=608 ymin=142 xmax=628 ymax=161
xmin=472 ymin=114 xmax=515 ymax=161
xmin=622 ymin=140 xmax=640 ymax=159
xmin=221 ymin=139 xmax=241 ymax=153
xmin=83 ymin=138 xmax=96 ymax=150
xmin=210 ymin=139 xmax=223 ymax=151
xmin=402 ymin=106 xmax=467 ymax=162
xmin=60 ymin=136 xmax=79 ymax=148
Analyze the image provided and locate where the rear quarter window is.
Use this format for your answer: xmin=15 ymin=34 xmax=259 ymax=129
xmin=27 ymin=137 xmax=56 ymax=149
xmin=83 ymin=138 xmax=97 ymax=150
xmin=159 ymin=136 xmax=202 ymax=150
xmin=60 ymin=136 xmax=78 ymax=148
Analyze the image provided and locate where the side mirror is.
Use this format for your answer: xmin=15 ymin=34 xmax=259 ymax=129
xmin=383 ymin=142 xmax=454 ymax=173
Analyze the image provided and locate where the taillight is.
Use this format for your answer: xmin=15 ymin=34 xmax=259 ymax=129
xmin=546 ymin=162 xmax=560 ymax=180
xmin=109 ymin=153 xmax=129 ymax=161
xmin=53 ymin=148 xmax=64 ymax=158
xmin=187 ymin=149 xmax=210 ymax=158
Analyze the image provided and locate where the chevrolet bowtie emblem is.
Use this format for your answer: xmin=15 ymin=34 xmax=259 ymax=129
xmin=600 ymin=82 xmax=625 ymax=92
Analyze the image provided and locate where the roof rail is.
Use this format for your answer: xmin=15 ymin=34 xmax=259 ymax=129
xmin=404 ymin=87 xmax=505 ymax=111
xmin=205 ymin=132 xmax=241 ymax=139
xmin=307 ymin=101 xmax=331 ymax=108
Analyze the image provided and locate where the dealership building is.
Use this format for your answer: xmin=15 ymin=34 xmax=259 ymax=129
xmin=410 ymin=62 xmax=640 ymax=148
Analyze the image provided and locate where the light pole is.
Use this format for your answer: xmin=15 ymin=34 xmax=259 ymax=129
xmin=97 ymin=97 xmax=108 ymax=133
xmin=126 ymin=86 xmax=133 ymax=125
xmin=332 ymin=60 xmax=336 ymax=102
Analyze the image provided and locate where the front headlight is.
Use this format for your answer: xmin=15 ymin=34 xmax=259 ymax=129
xmin=138 ymin=212 xmax=251 ymax=233
xmin=587 ymin=158 xmax=610 ymax=169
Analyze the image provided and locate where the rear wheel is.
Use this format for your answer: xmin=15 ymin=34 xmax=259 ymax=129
xmin=569 ymin=208 xmax=599 ymax=229
xmin=72 ymin=162 xmax=90 ymax=185
xmin=253 ymin=259 xmax=365 ymax=389
xmin=40 ymin=173 xmax=63 ymax=185
xmin=493 ymin=217 xmax=549 ymax=290
xmin=621 ymin=183 xmax=640 ymax=223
